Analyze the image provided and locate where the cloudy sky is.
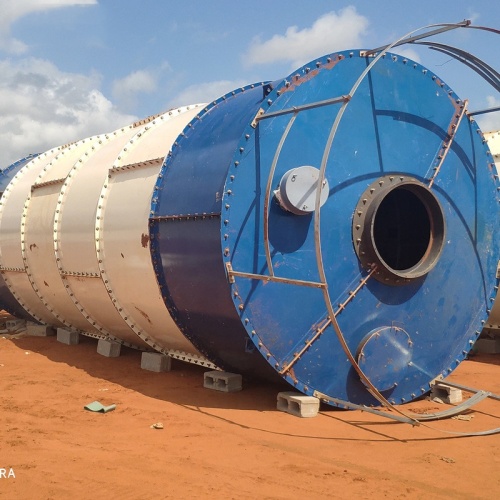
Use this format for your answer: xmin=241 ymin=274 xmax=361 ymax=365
xmin=0 ymin=0 xmax=499 ymax=166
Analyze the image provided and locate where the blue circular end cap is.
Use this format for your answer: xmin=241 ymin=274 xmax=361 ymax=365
xmin=222 ymin=50 xmax=500 ymax=406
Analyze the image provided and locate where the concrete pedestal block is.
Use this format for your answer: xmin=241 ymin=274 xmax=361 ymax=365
xmin=97 ymin=338 xmax=121 ymax=357
xmin=474 ymin=338 xmax=500 ymax=354
xmin=141 ymin=352 xmax=172 ymax=372
xmin=277 ymin=391 xmax=320 ymax=418
xmin=6 ymin=319 xmax=26 ymax=331
xmin=430 ymin=383 xmax=463 ymax=404
xmin=203 ymin=371 xmax=242 ymax=392
xmin=57 ymin=328 xmax=80 ymax=345
xmin=26 ymin=324 xmax=56 ymax=337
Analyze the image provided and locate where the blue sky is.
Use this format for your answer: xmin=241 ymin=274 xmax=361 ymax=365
xmin=0 ymin=0 xmax=499 ymax=166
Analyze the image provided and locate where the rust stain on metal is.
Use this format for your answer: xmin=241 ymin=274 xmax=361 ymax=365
xmin=134 ymin=305 xmax=152 ymax=325
xmin=280 ymin=54 xmax=344 ymax=94
xmin=324 ymin=54 xmax=345 ymax=69
xmin=44 ymin=280 xmax=49 ymax=287
xmin=141 ymin=233 xmax=149 ymax=248
xmin=121 ymin=252 xmax=125 ymax=259
xmin=440 ymin=78 xmax=463 ymax=116
xmin=29 ymin=243 xmax=38 ymax=251
xmin=287 ymin=367 xmax=298 ymax=385
xmin=428 ymin=96 xmax=467 ymax=188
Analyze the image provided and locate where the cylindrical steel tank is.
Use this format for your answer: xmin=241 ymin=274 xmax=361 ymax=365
xmin=0 ymin=106 xmax=215 ymax=367
xmin=0 ymin=154 xmax=39 ymax=321
xmin=149 ymin=51 xmax=499 ymax=406
xmin=483 ymin=130 xmax=500 ymax=331
xmin=0 ymin=39 xmax=498 ymax=407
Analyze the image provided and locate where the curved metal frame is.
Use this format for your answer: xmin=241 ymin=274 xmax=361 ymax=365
xmin=310 ymin=21 xmax=499 ymax=419
xmin=242 ymin=20 xmax=498 ymax=421
xmin=415 ymin=42 xmax=500 ymax=93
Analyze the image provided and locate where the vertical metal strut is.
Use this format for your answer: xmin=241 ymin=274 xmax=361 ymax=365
xmin=311 ymin=21 xmax=470 ymax=418
xmin=428 ymin=100 xmax=468 ymax=188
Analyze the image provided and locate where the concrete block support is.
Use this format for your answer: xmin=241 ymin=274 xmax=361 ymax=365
xmin=203 ymin=371 xmax=242 ymax=392
xmin=97 ymin=338 xmax=121 ymax=358
xmin=277 ymin=391 xmax=320 ymax=418
xmin=474 ymin=338 xmax=500 ymax=354
xmin=26 ymin=324 xmax=56 ymax=337
xmin=430 ymin=383 xmax=463 ymax=404
xmin=57 ymin=328 xmax=80 ymax=345
xmin=6 ymin=319 xmax=26 ymax=331
xmin=141 ymin=352 xmax=172 ymax=372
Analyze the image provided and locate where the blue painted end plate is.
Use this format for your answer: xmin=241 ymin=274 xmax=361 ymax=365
xmin=223 ymin=50 xmax=500 ymax=406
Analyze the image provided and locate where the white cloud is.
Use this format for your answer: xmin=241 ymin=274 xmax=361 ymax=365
xmin=112 ymin=70 xmax=158 ymax=111
xmin=476 ymin=95 xmax=500 ymax=133
xmin=391 ymin=47 xmax=421 ymax=64
xmin=243 ymin=7 xmax=369 ymax=69
xmin=0 ymin=0 xmax=97 ymax=54
xmin=111 ymin=62 xmax=174 ymax=112
xmin=166 ymin=79 xmax=250 ymax=109
xmin=0 ymin=58 xmax=135 ymax=167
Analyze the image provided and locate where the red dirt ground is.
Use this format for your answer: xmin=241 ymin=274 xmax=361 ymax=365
xmin=1 ymin=324 xmax=499 ymax=499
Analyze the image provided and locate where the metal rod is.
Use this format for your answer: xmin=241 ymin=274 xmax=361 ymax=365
xmin=110 ymin=157 xmax=164 ymax=172
xmin=149 ymin=212 xmax=220 ymax=221
xmin=279 ymin=322 xmax=330 ymax=375
xmin=279 ymin=267 xmax=378 ymax=375
xmin=417 ymin=43 xmax=500 ymax=92
xmin=428 ymin=100 xmax=468 ymax=189
xmin=436 ymin=380 xmax=500 ymax=401
xmin=227 ymin=266 xmax=326 ymax=289
xmin=0 ymin=267 xmax=25 ymax=273
xmin=464 ymin=25 xmax=500 ymax=36
xmin=310 ymin=22 xmax=464 ymax=423
xmin=59 ymin=271 xmax=100 ymax=278
xmin=470 ymin=106 xmax=500 ymax=117
xmin=32 ymin=177 xmax=65 ymax=190
xmin=255 ymin=95 xmax=350 ymax=122
xmin=417 ymin=42 xmax=500 ymax=80
xmin=313 ymin=391 xmax=419 ymax=425
xmin=263 ymin=114 xmax=297 ymax=277
xmin=363 ymin=20 xmax=471 ymax=56
xmin=335 ymin=267 xmax=378 ymax=314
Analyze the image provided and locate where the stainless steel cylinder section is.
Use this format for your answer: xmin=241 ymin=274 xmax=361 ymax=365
xmin=50 ymin=105 xmax=211 ymax=360
xmin=54 ymin=124 xmax=150 ymax=346
xmin=0 ymin=148 xmax=65 ymax=325
xmin=22 ymin=137 xmax=107 ymax=332
xmin=485 ymin=130 xmax=500 ymax=172
xmin=95 ymin=105 xmax=211 ymax=363
xmin=484 ymin=130 xmax=500 ymax=330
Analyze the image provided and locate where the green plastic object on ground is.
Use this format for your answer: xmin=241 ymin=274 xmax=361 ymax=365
xmin=84 ymin=401 xmax=116 ymax=413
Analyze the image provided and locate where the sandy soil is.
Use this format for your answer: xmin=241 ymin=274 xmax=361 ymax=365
xmin=1 ymin=321 xmax=500 ymax=499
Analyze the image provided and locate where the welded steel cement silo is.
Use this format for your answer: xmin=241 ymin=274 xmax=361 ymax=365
xmin=148 ymin=49 xmax=500 ymax=407
xmin=0 ymin=21 xmax=499 ymax=410
xmin=0 ymin=154 xmax=39 ymax=321
xmin=0 ymin=106 xmax=214 ymax=367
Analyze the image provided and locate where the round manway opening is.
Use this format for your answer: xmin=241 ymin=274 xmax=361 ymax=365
xmin=353 ymin=177 xmax=445 ymax=285
xmin=373 ymin=187 xmax=431 ymax=270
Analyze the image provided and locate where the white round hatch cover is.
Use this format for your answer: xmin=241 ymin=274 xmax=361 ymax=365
xmin=275 ymin=166 xmax=329 ymax=215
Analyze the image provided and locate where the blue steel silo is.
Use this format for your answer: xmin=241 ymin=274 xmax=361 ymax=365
xmin=150 ymin=42 xmax=500 ymax=407
xmin=0 ymin=21 xmax=498 ymax=412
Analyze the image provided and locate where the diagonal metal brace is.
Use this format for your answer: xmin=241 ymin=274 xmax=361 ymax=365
xmin=313 ymin=391 xmax=420 ymax=425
